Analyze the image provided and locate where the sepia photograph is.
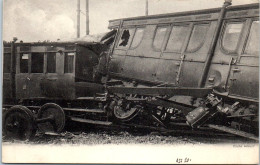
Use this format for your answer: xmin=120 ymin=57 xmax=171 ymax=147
xmin=2 ymin=0 xmax=259 ymax=163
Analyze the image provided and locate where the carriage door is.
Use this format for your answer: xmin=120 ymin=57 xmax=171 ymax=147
xmin=16 ymin=46 xmax=30 ymax=99
xmin=228 ymin=20 xmax=259 ymax=100
xmin=16 ymin=46 xmax=45 ymax=99
xmin=28 ymin=47 xmax=45 ymax=98
xmin=161 ymin=24 xmax=191 ymax=85
xmin=178 ymin=23 xmax=211 ymax=87
xmin=3 ymin=46 xmax=12 ymax=100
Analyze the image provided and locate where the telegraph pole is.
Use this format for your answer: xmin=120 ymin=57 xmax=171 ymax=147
xmin=145 ymin=0 xmax=148 ymax=16
xmin=77 ymin=0 xmax=80 ymax=38
xmin=86 ymin=0 xmax=90 ymax=35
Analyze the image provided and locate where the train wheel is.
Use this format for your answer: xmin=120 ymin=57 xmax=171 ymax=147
xmin=114 ymin=103 xmax=141 ymax=121
xmin=37 ymin=103 xmax=65 ymax=133
xmin=3 ymin=105 xmax=36 ymax=140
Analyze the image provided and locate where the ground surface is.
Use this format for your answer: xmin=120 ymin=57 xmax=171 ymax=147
xmin=2 ymin=122 xmax=257 ymax=145
xmin=2 ymin=123 xmax=258 ymax=164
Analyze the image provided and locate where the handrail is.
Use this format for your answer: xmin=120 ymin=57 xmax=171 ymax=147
xmin=198 ymin=1 xmax=232 ymax=87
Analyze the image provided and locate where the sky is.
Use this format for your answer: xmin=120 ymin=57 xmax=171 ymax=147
xmin=3 ymin=0 xmax=259 ymax=42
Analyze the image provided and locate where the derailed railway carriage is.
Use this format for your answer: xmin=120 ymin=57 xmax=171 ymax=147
xmin=3 ymin=1 xmax=259 ymax=141
xmin=3 ymin=41 xmax=105 ymax=102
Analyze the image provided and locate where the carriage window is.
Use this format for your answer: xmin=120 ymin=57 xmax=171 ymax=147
xmin=130 ymin=28 xmax=144 ymax=48
xmin=166 ymin=25 xmax=189 ymax=52
xmin=117 ymin=28 xmax=135 ymax=48
xmin=245 ymin=21 xmax=259 ymax=56
xmin=3 ymin=53 xmax=11 ymax=73
xmin=222 ymin=22 xmax=243 ymax=53
xmin=64 ymin=52 xmax=74 ymax=73
xmin=20 ymin=53 xmax=29 ymax=73
xmin=47 ymin=52 xmax=56 ymax=73
xmin=31 ymin=53 xmax=44 ymax=73
xmin=186 ymin=24 xmax=209 ymax=52
xmin=153 ymin=26 xmax=168 ymax=50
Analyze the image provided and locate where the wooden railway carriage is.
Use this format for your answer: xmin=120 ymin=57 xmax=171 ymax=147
xmin=105 ymin=2 xmax=259 ymax=138
xmin=107 ymin=3 xmax=259 ymax=102
xmin=2 ymin=1 xmax=259 ymax=141
xmin=3 ymin=42 xmax=104 ymax=102
xmin=3 ymin=41 xmax=108 ymax=139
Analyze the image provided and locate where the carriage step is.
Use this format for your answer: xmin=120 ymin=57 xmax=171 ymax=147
xmin=207 ymin=124 xmax=259 ymax=141
xmin=95 ymin=93 xmax=106 ymax=96
xmin=106 ymin=80 xmax=123 ymax=86
xmin=63 ymin=108 xmax=105 ymax=113
xmin=76 ymin=97 xmax=106 ymax=101
xmin=69 ymin=116 xmax=112 ymax=126
xmin=44 ymin=132 xmax=60 ymax=136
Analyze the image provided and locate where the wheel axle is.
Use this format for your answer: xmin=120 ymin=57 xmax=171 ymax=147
xmin=36 ymin=115 xmax=54 ymax=123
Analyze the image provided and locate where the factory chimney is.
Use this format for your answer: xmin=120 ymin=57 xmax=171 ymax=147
xmin=145 ymin=0 xmax=148 ymax=16
xmin=77 ymin=0 xmax=80 ymax=38
xmin=86 ymin=0 xmax=90 ymax=35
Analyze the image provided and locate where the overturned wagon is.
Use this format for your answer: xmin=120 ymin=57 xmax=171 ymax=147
xmin=3 ymin=1 xmax=259 ymax=141
xmin=105 ymin=1 xmax=259 ymax=139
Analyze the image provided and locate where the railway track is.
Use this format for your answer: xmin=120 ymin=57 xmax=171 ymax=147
xmin=24 ymin=121 xmax=254 ymax=144
xmin=3 ymin=121 xmax=255 ymax=145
